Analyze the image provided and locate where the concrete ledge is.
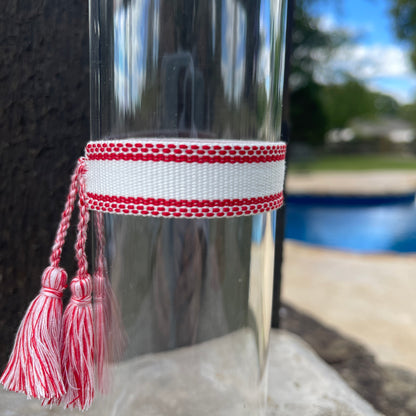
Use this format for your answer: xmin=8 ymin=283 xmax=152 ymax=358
xmin=268 ymin=330 xmax=382 ymax=415
xmin=0 ymin=330 xmax=382 ymax=415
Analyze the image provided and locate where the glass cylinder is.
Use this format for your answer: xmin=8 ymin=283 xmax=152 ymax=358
xmin=88 ymin=1 xmax=287 ymax=415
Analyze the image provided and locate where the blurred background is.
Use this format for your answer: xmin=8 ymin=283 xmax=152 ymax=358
xmin=0 ymin=0 xmax=416 ymax=415
xmin=281 ymin=1 xmax=416 ymax=415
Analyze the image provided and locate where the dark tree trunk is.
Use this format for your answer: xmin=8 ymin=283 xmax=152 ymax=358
xmin=0 ymin=0 xmax=90 ymax=367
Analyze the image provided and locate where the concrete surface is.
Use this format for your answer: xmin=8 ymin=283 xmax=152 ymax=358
xmin=282 ymin=240 xmax=416 ymax=372
xmin=268 ymin=330 xmax=382 ymax=416
xmin=280 ymin=303 xmax=416 ymax=416
xmin=0 ymin=330 xmax=381 ymax=416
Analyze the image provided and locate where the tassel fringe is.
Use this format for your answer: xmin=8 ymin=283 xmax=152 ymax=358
xmin=59 ymin=276 xmax=95 ymax=410
xmin=0 ymin=266 xmax=67 ymax=399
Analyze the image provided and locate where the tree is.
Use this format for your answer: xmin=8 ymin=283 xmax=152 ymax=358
xmin=320 ymin=79 xmax=400 ymax=130
xmin=390 ymin=0 xmax=416 ymax=68
xmin=399 ymin=102 xmax=416 ymax=127
xmin=290 ymin=0 xmax=402 ymax=145
xmin=289 ymin=0 xmax=346 ymax=145
xmin=290 ymin=0 xmax=345 ymax=89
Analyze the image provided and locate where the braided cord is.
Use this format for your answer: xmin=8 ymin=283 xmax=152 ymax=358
xmin=75 ymin=158 xmax=89 ymax=277
xmin=94 ymin=212 xmax=106 ymax=276
xmin=49 ymin=159 xmax=84 ymax=268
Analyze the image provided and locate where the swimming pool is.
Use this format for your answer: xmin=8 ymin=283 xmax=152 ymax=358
xmin=284 ymin=193 xmax=416 ymax=253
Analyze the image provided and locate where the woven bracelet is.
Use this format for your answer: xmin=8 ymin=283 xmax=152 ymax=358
xmin=85 ymin=138 xmax=287 ymax=218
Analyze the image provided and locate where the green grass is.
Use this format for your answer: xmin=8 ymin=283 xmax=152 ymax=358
xmin=289 ymin=154 xmax=416 ymax=172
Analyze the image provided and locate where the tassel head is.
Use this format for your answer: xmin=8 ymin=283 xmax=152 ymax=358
xmin=71 ymin=274 xmax=92 ymax=301
xmin=0 ymin=266 xmax=67 ymax=399
xmin=41 ymin=265 xmax=68 ymax=296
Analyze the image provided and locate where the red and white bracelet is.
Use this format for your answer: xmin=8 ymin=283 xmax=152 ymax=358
xmin=85 ymin=138 xmax=286 ymax=218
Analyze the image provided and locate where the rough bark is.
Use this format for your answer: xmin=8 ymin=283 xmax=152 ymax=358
xmin=0 ymin=0 xmax=89 ymax=367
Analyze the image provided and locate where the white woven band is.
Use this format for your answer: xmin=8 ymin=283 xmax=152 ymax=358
xmin=85 ymin=138 xmax=286 ymax=218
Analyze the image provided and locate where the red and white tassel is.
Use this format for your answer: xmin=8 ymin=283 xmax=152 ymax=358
xmin=93 ymin=212 xmax=125 ymax=395
xmin=0 ymin=160 xmax=84 ymax=400
xmin=59 ymin=275 xmax=94 ymax=410
xmin=57 ymin=158 xmax=95 ymax=410
xmin=0 ymin=267 xmax=67 ymax=399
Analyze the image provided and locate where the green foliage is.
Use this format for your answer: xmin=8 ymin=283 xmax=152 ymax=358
xmin=291 ymin=0 xmax=345 ymax=89
xmin=290 ymin=0 xmax=404 ymax=146
xmin=390 ymin=0 xmax=416 ymax=68
xmin=289 ymin=0 xmax=347 ymax=145
xmin=399 ymin=102 xmax=416 ymax=127
xmin=320 ymin=79 xmax=400 ymax=130
xmin=373 ymin=93 xmax=401 ymax=116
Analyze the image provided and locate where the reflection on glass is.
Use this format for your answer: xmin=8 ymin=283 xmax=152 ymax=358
xmin=270 ymin=0 xmax=287 ymax=130
xmin=114 ymin=0 xmax=160 ymax=114
xmin=258 ymin=1 xmax=272 ymax=98
xmin=221 ymin=0 xmax=247 ymax=104
xmin=211 ymin=0 xmax=216 ymax=54
xmin=92 ymin=0 xmax=287 ymax=141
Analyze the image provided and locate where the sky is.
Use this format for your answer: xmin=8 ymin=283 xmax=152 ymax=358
xmin=309 ymin=0 xmax=416 ymax=104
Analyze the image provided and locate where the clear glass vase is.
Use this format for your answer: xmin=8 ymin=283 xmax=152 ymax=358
xmin=88 ymin=1 xmax=287 ymax=415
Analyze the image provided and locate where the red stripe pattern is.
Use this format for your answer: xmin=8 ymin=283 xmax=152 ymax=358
xmin=85 ymin=139 xmax=286 ymax=218
xmin=85 ymin=141 xmax=286 ymax=164
xmin=87 ymin=192 xmax=284 ymax=218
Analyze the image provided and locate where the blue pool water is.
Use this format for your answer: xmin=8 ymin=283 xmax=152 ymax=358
xmin=284 ymin=193 xmax=416 ymax=253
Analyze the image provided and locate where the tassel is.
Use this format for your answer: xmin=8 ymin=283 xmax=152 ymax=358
xmin=55 ymin=157 xmax=95 ymax=410
xmin=0 ymin=267 xmax=67 ymax=399
xmin=60 ymin=275 xmax=94 ymax=410
xmin=0 ymin=160 xmax=83 ymax=400
xmin=93 ymin=212 xmax=125 ymax=395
